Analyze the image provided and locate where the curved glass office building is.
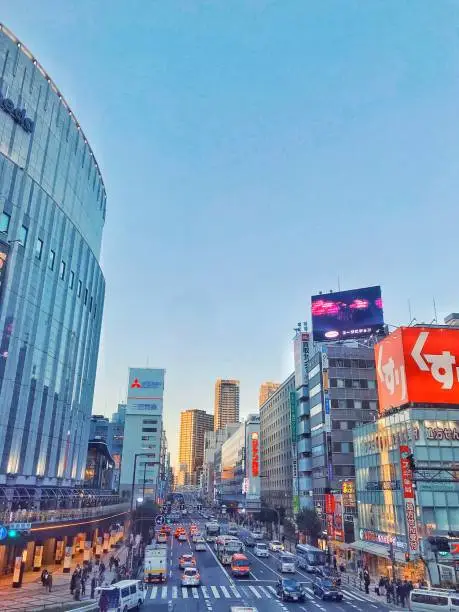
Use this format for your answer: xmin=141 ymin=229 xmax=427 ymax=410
xmin=0 ymin=25 xmax=106 ymax=485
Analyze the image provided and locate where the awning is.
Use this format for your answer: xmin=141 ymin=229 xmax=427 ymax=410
xmin=350 ymin=540 xmax=406 ymax=563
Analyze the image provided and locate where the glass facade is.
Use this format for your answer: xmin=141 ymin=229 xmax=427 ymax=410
xmin=353 ymin=407 xmax=459 ymax=541
xmin=0 ymin=26 xmax=105 ymax=484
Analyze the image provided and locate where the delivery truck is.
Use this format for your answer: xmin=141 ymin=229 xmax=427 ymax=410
xmin=144 ymin=544 xmax=167 ymax=583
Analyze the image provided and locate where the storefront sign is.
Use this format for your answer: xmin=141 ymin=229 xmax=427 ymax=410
xmin=33 ymin=545 xmax=43 ymax=571
xmin=251 ymin=432 xmax=259 ymax=477
xmin=366 ymin=480 xmax=400 ymax=491
xmin=326 ymin=513 xmax=334 ymax=539
xmin=425 ymin=425 xmax=459 ymax=441
xmin=325 ymin=493 xmax=335 ymax=514
xmin=333 ymin=494 xmax=344 ymax=541
xmin=55 ymin=540 xmax=64 ymax=563
xmin=359 ymin=528 xmax=406 ymax=550
xmin=342 ymin=480 xmax=356 ymax=507
xmin=400 ymin=445 xmax=419 ymax=555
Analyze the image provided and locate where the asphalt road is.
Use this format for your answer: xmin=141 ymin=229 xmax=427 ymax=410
xmin=142 ymin=514 xmax=395 ymax=612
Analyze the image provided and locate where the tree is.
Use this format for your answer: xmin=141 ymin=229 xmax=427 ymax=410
xmin=296 ymin=508 xmax=322 ymax=544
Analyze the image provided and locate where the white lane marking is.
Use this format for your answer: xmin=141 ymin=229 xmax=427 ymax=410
xmin=249 ymin=585 xmax=262 ymax=599
xmin=258 ymin=585 xmax=272 ymax=598
xmin=192 ymin=587 xmax=199 ymax=598
xmin=246 ymin=549 xmax=282 ymax=578
xmin=161 ymin=586 xmax=168 ymax=599
xmin=221 ymin=585 xmax=231 ymax=598
xmin=172 ymin=586 xmax=178 ymax=598
xmin=304 ymin=586 xmax=314 ymax=595
xmin=211 ymin=585 xmax=220 ymax=598
xmin=249 ymin=571 xmax=259 ymax=580
xmin=230 ymin=585 xmax=241 ymax=598
xmin=201 ymin=585 xmax=209 ymax=598
xmin=182 ymin=587 xmax=188 ymax=598
xmin=267 ymin=585 xmax=277 ymax=595
xmin=342 ymin=589 xmax=366 ymax=601
xmin=206 ymin=537 xmax=235 ymax=586
xmin=149 ymin=586 xmax=157 ymax=599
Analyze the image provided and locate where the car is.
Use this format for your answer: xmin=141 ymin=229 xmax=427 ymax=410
xmin=228 ymin=526 xmax=239 ymax=536
xmin=254 ymin=542 xmax=269 ymax=558
xmin=156 ymin=532 xmax=167 ymax=544
xmin=174 ymin=527 xmax=185 ymax=538
xmin=251 ymin=531 xmax=263 ymax=540
xmin=192 ymin=532 xmax=202 ymax=542
xmin=179 ymin=554 xmax=196 ymax=569
xmin=242 ymin=534 xmax=255 ymax=547
xmin=278 ymin=553 xmax=296 ymax=573
xmin=275 ymin=578 xmax=305 ymax=602
xmin=316 ymin=566 xmax=341 ymax=586
xmin=313 ymin=577 xmax=343 ymax=601
xmin=268 ymin=540 xmax=284 ymax=552
xmin=195 ymin=537 xmax=207 ymax=551
xmin=178 ymin=532 xmax=188 ymax=542
xmin=181 ymin=567 xmax=200 ymax=586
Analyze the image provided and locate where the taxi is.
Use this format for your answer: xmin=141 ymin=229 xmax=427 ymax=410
xmin=156 ymin=531 xmax=167 ymax=544
xmin=179 ymin=553 xmax=196 ymax=569
xmin=174 ymin=526 xmax=186 ymax=539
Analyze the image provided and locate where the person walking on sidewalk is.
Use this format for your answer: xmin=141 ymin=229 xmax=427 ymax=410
xmin=99 ymin=592 xmax=109 ymax=612
xmin=363 ymin=568 xmax=371 ymax=594
xmin=47 ymin=572 xmax=53 ymax=592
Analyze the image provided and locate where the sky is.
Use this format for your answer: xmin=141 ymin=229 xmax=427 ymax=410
xmin=2 ymin=0 xmax=459 ymax=466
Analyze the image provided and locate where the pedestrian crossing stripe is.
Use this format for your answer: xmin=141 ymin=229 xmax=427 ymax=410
xmin=144 ymin=583 xmax=380 ymax=603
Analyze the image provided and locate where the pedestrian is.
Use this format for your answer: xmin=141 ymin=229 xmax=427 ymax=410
xmin=70 ymin=571 xmax=76 ymax=595
xmin=47 ymin=573 xmax=53 ymax=592
xmin=41 ymin=568 xmax=49 ymax=587
xmin=333 ymin=556 xmax=337 ymax=570
xmin=99 ymin=591 xmax=109 ymax=612
xmin=74 ymin=574 xmax=81 ymax=601
xmin=399 ymin=582 xmax=407 ymax=608
xmin=386 ymin=580 xmax=393 ymax=604
xmin=363 ymin=569 xmax=370 ymax=595
xmin=81 ymin=576 xmax=86 ymax=596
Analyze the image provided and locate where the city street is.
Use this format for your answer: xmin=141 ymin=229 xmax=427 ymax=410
xmin=142 ymin=516 xmax=396 ymax=612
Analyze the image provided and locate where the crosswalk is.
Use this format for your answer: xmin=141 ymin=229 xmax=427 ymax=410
xmin=145 ymin=583 xmax=378 ymax=605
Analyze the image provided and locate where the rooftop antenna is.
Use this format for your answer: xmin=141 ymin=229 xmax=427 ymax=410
xmin=433 ymin=297 xmax=438 ymax=323
xmin=408 ymin=299 xmax=412 ymax=323
xmin=337 ymin=276 xmax=341 ymax=291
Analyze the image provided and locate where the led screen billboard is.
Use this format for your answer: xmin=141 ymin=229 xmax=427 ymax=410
xmin=311 ymin=285 xmax=384 ymax=342
xmin=375 ymin=326 xmax=459 ymax=414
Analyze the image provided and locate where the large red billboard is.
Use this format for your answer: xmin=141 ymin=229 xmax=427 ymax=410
xmin=375 ymin=326 xmax=459 ymax=414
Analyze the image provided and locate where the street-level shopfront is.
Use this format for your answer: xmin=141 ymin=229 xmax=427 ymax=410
xmin=352 ymin=407 xmax=459 ymax=584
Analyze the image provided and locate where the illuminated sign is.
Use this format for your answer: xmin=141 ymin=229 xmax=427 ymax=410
xmin=251 ymin=433 xmax=259 ymax=477
xmin=400 ymin=445 xmax=419 ymax=555
xmin=311 ymin=285 xmax=384 ymax=342
xmin=325 ymin=493 xmax=335 ymax=514
xmin=359 ymin=528 xmax=406 ymax=550
xmin=376 ymin=327 xmax=459 ymax=413
xmin=0 ymin=92 xmax=34 ymax=133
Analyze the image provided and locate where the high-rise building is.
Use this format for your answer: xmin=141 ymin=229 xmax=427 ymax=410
xmin=260 ymin=373 xmax=296 ymax=517
xmin=0 ymin=25 xmax=106 ymax=485
xmin=259 ymin=382 xmax=280 ymax=407
xmin=178 ymin=409 xmax=214 ymax=485
xmin=119 ymin=368 xmax=165 ymax=501
xmin=202 ymin=424 xmax=239 ymax=503
xmin=214 ymin=379 xmax=240 ymax=431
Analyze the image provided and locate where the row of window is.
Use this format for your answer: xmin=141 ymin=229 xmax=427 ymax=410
xmin=328 ymin=358 xmax=375 ymax=369
xmin=330 ymin=399 xmax=378 ymax=410
xmin=0 ymin=211 xmax=98 ymax=316
xmin=329 ymin=378 xmax=377 ymax=389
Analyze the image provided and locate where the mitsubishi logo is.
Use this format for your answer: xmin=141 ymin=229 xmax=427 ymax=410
xmin=131 ymin=378 xmax=142 ymax=389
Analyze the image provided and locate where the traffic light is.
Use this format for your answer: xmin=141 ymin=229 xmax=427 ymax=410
xmin=407 ymin=453 xmax=416 ymax=472
xmin=405 ymin=552 xmax=410 ymax=562
xmin=7 ymin=529 xmax=17 ymax=538
xmin=7 ymin=529 xmax=30 ymax=539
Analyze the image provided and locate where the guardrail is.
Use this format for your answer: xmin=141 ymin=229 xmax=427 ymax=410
xmin=4 ymin=602 xmax=98 ymax=612
xmin=1 ymin=502 xmax=130 ymax=526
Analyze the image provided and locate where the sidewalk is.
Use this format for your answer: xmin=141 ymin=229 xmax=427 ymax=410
xmin=0 ymin=545 xmax=128 ymax=611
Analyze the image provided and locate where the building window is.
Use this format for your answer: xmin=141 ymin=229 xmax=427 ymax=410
xmin=84 ymin=288 xmax=88 ymax=305
xmin=70 ymin=270 xmax=75 ymax=289
xmin=89 ymin=296 xmax=93 ymax=312
xmin=143 ymin=420 xmax=157 ymax=425
xmin=60 ymin=260 xmax=66 ymax=280
xmin=35 ymin=238 xmax=43 ymax=260
xmin=78 ymin=280 xmax=82 ymax=297
xmin=0 ymin=212 xmax=10 ymax=233
xmin=142 ymin=428 xmax=157 ymax=433
xmin=18 ymin=225 xmax=28 ymax=246
xmin=49 ymin=249 xmax=55 ymax=270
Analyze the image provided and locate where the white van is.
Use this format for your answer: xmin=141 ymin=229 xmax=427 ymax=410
xmin=278 ymin=553 xmax=296 ymax=573
xmin=98 ymin=579 xmax=145 ymax=611
xmin=410 ymin=589 xmax=459 ymax=612
xmin=254 ymin=542 xmax=269 ymax=558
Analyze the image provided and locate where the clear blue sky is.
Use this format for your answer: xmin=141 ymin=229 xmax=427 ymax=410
xmin=3 ymin=0 xmax=459 ymax=465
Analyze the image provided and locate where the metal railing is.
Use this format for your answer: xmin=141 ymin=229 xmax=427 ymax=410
xmin=0 ymin=502 xmax=130 ymax=525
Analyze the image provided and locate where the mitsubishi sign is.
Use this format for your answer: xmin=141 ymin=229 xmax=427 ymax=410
xmin=127 ymin=367 xmax=165 ymax=414
xmin=375 ymin=327 xmax=459 ymax=414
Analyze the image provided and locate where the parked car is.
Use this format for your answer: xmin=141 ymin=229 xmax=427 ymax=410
xmin=275 ymin=578 xmax=305 ymax=602
xmin=179 ymin=554 xmax=196 ymax=570
xmin=254 ymin=542 xmax=269 ymax=558
xmin=313 ymin=577 xmax=343 ymax=601
xmin=268 ymin=540 xmax=284 ymax=552
xmin=278 ymin=553 xmax=296 ymax=573
xmin=181 ymin=567 xmax=200 ymax=587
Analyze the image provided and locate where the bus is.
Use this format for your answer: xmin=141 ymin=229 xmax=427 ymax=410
xmin=295 ymin=543 xmax=327 ymax=573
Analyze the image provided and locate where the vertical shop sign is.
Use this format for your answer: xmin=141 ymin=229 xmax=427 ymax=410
xmin=333 ymin=494 xmax=344 ymax=541
xmin=400 ymin=445 xmax=419 ymax=554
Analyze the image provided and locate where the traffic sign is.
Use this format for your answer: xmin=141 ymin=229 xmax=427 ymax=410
xmin=155 ymin=515 xmax=164 ymax=526
xmin=0 ymin=525 xmax=7 ymax=541
xmin=8 ymin=522 xmax=31 ymax=530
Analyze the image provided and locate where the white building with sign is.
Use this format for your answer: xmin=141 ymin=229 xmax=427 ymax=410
xmin=119 ymin=368 xmax=165 ymax=502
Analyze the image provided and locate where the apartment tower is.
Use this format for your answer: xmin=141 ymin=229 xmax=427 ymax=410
xmin=214 ymin=379 xmax=240 ymax=431
xmin=178 ymin=409 xmax=214 ymax=485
